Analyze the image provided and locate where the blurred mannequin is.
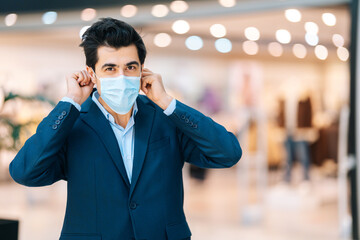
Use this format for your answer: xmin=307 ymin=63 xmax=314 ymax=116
xmin=227 ymin=61 xmax=267 ymax=225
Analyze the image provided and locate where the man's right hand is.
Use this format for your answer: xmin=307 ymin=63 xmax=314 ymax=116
xmin=66 ymin=70 xmax=95 ymax=105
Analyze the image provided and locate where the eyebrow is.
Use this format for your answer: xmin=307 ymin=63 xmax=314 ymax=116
xmin=101 ymin=61 xmax=140 ymax=70
xmin=126 ymin=61 xmax=140 ymax=67
xmin=101 ymin=63 xmax=118 ymax=69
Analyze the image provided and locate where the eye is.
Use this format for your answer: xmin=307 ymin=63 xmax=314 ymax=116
xmin=127 ymin=65 xmax=137 ymax=71
xmin=105 ymin=67 xmax=115 ymax=71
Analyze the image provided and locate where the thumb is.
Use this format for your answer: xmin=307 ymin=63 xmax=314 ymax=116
xmin=141 ymin=77 xmax=149 ymax=94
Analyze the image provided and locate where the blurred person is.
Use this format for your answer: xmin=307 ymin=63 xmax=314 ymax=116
xmin=278 ymin=91 xmax=318 ymax=184
xmin=8 ymin=18 xmax=242 ymax=240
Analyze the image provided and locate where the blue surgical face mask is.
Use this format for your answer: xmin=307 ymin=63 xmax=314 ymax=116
xmin=97 ymin=74 xmax=141 ymax=114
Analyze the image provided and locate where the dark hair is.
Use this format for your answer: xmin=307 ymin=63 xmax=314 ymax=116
xmin=79 ymin=17 xmax=146 ymax=71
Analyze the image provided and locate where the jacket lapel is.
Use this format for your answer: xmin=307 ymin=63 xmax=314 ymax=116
xmin=129 ymin=96 xmax=155 ymax=198
xmin=80 ymin=96 xmax=131 ymax=188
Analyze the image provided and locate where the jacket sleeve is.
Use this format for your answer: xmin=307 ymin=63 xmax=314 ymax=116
xmin=167 ymin=99 xmax=242 ymax=168
xmin=9 ymin=101 xmax=80 ymax=187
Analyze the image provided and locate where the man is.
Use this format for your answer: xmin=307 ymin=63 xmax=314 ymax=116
xmin=9 ymin=18 xmax=242 ymax=240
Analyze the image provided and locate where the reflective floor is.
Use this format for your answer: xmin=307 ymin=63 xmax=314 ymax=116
xmin=0 ymin=164 xmax=344 ymax=240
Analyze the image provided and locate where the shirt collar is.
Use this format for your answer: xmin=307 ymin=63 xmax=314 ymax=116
xmin=92 ymin=90 xmax=138 ymax=130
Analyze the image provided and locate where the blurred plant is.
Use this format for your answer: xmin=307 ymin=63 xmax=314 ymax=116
xmin=0 ymin=89 xmax=55 ymax=151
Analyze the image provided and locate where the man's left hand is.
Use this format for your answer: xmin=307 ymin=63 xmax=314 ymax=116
xmin=141 ymin=68 xmax=173 ymax=110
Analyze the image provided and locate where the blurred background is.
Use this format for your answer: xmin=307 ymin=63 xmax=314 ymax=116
xmin=0 ymin=0 xmax=358 ymax=239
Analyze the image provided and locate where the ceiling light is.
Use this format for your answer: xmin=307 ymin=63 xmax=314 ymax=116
xmin=322 ymin=13 xmax=336 ymax=26
xmin=5 ymin=13 xmax=17 ymax=26
xmin=244 ymin=27 xmax=260 ymax=41
xmin=276 ymin=29 xmax=291 ymax=44
xmin=172 ymin=20 xmax=190 ymax=34
xmin=210 ymin=24 xmax=227 ymax=38
xmin=121 ymin=5 xmax=138 ymax=18
xmin=243 ymin=41 xmax=259 ymax=55
xmin=215 ymin=38 xmax=232 ymax=53
xmin=305 ymin=22 xmax=319 ymax=34
xmin=152 ymin=4 xmax=169 ymax=18
xmin=337 ymin=47 xmax=349 ymax=61
xmin=153 ymin=33 xmax=172 ymax=47
xmin=170 ymin=1 xmax=189 ymax=13
xmin=315 ymin=45 xmax=328 ymax=60
xmin=285 ymin=9 xmax=302 ymax=23
xmin=81 ymin=8 xmax=96 ymax=21
xmin=305 ymin=33 xmax=319 ymax=46
xmin=185 ymin=36 xmax=203 ymax=50
xmin=292 ymin=44 xmax=307 ymax=59
xmin=332 ymin=34 xmax=344 ymax=47
xmin=42 ymin=11 xmax=57 ymax=25
xmin=218 ymin=0 xmax=236 ymax=8
xmin=79 ymin=26 xmax=90 ymax=39
xmin=268 ymin=42 xmax=283 ymax=57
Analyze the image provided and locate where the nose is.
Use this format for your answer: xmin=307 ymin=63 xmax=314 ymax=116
xmin=118 ymin=69 xmax=125 ymax=76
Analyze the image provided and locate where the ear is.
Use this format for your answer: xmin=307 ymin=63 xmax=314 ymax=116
xmin=86 ymin=66 xmax=97 ymax=84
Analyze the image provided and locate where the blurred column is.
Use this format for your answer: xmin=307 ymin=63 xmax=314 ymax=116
xmin=350 ymin=0 xmax=359 ymax=238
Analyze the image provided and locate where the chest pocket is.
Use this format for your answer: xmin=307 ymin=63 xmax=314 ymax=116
xmin=147 ymin=136 xmax=170 ymax=152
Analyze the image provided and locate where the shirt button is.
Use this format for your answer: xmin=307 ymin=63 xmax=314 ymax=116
xmin=193 ymin=124 xmax=198 ymax=128
xmin=189 ymin=122 xmax=193 ymax=126
xmin=58 ymin=115 xmax=64 ymax=120
xmin=52 ymin=124 xmax=58 ymax=130
xmin=181 ymin=115 xmax=186 ymax=120
xmin=61 ymin=111 xmax=67 ymax=116
xmin=55 ymin=120 xmax=61 ymax=125
xmin=185 ymin=118 xmax=189 ymax=123
xmin=129 ymin=202 xmax=137 ymax=210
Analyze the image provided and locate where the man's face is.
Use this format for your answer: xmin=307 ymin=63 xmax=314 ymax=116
xmin=87 ymin=44 xmax=143 ymax=95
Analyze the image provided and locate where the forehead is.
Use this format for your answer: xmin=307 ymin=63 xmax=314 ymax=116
xmin=96 ymin=44 xmax=139 ymax=66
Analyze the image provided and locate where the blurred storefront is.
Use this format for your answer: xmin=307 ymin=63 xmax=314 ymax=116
xmin=0 ymin=0 xmax=356 ymax=239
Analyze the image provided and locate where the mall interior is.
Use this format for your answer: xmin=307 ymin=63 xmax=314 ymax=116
xmin=0 ymin=0 xmax=357 ymax=239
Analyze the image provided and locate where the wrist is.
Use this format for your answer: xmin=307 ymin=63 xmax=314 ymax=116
xmin=155 ymin=93 xmax=173 ymax=110
xmin=65 ymin=93 xmax=82 ymax=105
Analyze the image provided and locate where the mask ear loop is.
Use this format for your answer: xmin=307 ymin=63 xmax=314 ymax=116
xmin=91 ymin=68 xmax=98 ymax=88
xmin=139 ymin=66 xmax=143 ymax=79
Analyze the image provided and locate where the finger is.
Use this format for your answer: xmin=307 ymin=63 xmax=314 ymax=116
xmin=77 ymin=71 xmax=85 ymax=83
xmin=141 ymin=78 xmax=148 ymax=89
xmin=82 ymin=70 xmax=92 ymax=85
xmin=141 ymin=71 xmax=152 ymax=76
xmin=71 ymin=72 xmax=79 ymax=81
xmin=140 ymin=84 xmax=148 ymax=94
xmin=83 ymin=70 xmax=92 ymax=81
xmin=86 ymin=70 xmax=95 ymax=81
xmin=85 ymin=80 xmax=95 ymax=88
xmin=141 ymin=78 xmax=150 ymax=94
xmin=82 ymin=81 xmax=95 ymax=98
xmin=141 ymin=72 xmax=155 ymax=78
xmin=141 ymin=76 xmax=154 ymax=85
xmin=142 ymin=68 xmax=152 ymax=73
xmin=80 ymin=71 xmax=89 ymax=86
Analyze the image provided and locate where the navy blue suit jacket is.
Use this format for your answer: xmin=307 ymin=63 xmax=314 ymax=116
xmin=9 ymin=93 xmax=242 ymax=240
